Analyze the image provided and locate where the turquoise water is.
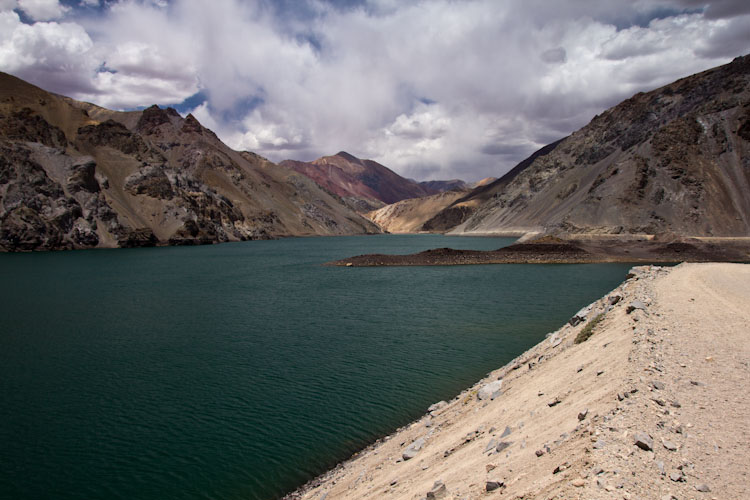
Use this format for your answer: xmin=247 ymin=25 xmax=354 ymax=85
xmin=0 ymin=235 xmax=632 ymax=500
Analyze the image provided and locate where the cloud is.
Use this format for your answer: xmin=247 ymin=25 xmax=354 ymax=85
xmin=3 ymin=0 xmax=750 ymax=182
xmin=17 ymin=0 xmax=69 ymax=21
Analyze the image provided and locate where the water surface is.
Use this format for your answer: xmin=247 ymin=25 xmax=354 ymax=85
xmin=0 ymin=235 xmax=632 ymax=499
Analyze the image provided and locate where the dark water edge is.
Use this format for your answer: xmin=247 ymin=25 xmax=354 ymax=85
xmin=0 ymin=235 xmax=634 ymax=500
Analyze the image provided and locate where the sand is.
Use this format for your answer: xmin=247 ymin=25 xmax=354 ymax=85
xmin=285 ymin=263 xmax=750 ymax=500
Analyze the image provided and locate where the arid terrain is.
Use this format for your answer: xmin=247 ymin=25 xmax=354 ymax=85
xmin=286 ymin=263 xmax=750 ymax=500
xmin=369 ymin=55 xmax=750 ymax=238
xmin=0 ymin=73 xmax=380 ymax=251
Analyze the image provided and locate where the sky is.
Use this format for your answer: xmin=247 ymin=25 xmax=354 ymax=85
xmin=1 ymin=0 xmax=749 ymax=182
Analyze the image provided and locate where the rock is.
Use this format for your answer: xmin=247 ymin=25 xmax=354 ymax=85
xmin=669 ymin=471 xmax=685 ymax=482
xmin=548 ymin=398 xmax=562 ymax=407
xmin=633 ymin=432 xmax=654 ymax=451
xmin=486 ymin=464 xmax=497 ymax=472
xmin=608 ymin=294 xmax=622 ymax=305
xmin=593 ymin=439 xmax=606 ymax=449
xmin=486 ymin=480 xmax=505 ymax=492
xmin=535 ymin=449 xmax=545 ymax=457
xmin=695 ymin=484 xmax=711 ymax=492
xmin=578 ymin=408 xmax=589 ymax=421
xmin=551 ymin=337 xmax=562 ymax=348
xmin=662 ymin=439 xmax=678 ymax=451
xmin=651 ymin=380 xmax=665 ymax=390
xmin=500 ymin=426 xmax=512 ymax=438
xmin=571 ymin=478 xmax=585 ymax=487
xmin=656 ymin=461 xmax=665 ymax=475
xmin=477 ymin=380 xmax=503 ymax=400
xmin=403 ymin=438 xmax=425 ymax=460
xmin=484 ymin=438 xmax=498 ymax=453
xmin=626 ymin=300 xmax=647 ymax=314
xmin=653 ymin=398 xmax=666 ymax=406
xmin=671 ymin=400 xmax=682 ymax=408
xmin=425 ymin=416 xmax=433 ymax=428
xmin=428 ymin=401 xmax=447 ymax=413
xmin=569 ymin=305 xmax=592 ymax=326
xmin=426 ymin=481 xmax=447 ymax=499
xmin=495 ymin=441 xmax=512 ymax=453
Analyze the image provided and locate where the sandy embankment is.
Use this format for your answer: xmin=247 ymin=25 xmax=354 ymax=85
xmin=286 ymin=263 xmax=750 ymax=500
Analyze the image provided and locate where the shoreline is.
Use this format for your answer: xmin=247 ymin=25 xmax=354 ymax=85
xmin=327 ymin=235 xmax=750 ymax=266
xmin=285 ymin=262 xmax=750 ymax=499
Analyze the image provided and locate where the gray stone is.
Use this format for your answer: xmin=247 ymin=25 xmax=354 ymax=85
xmin=403 ymin=438 xmax=425 ymax=460
xmin=633 ymin=432 xmax=653 ymax=451
xmin=477 ymin=380 xmax=503 ymax=401
xmin=551 ymin=337 xmax=562 ymax=348
xmin=662 ymin=439 xmax=678 ymax=451
xmin=428 ymin=401 xmax=447 ymax=413
xmin=578 ymin=408 xmax=589 ymax=421
xmin=608 ymin=294 xmax=622 ymax=305
xmin=425 ymin=416 xmax=433 ymax=428
xmin=495 ymin=441 xmax=512 ymax=453
xmin=569 ymin=305 xmax=592 ymax=326
xmin=656 ymin=461 xmax=665 ymax=475
xmin=484 ymin=438 xmax=498 ymax=453
xmin=651 ymin=380 xmax=665 ymax=390
xmin=500 ymin=426 xmax=512 ymax=438
xmin=486 ymin=480 xmax=505 ymax=492
xmin=669 ymin=471 xmax=685 ymax=482
xmin=695 ymin=484 xmax=711 ymax=492
xmin=627 ymin=300 xmax=647 ymax=314
xmin=426 ymin=481 xmax=447 ymax=499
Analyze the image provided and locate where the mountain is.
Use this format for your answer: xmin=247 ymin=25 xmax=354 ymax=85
xmin=431 ymin=55 xmax=750 ymax=237
xmin=418 ymin=179 xmax=467 ymax=192
xmin=366 ymin=189 xmax=470 ymax=234
xmin=0 ymin=72 xmax=379 ymax=251
xmin=279 ymin=152 xmax=436 ymax=211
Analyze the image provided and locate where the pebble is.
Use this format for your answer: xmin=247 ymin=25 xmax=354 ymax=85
xmin=500 ymin=426 xmax=512 ymax=438
xmin=495 ymin=441 xmax=512 ymax=453
xmin=695 ymin=484 xmax=711 ymax=492
xmin=593 ymin=439 xmax=607 ymax=449
xmin=662 ymin=439 xmax=678 ymax=451
xmin=486 ymin=480 xmax=505 ymax=492
xmin=669 ymin=471 xmax=685 ymax=482
xmin=426 ymin=481 xmax=447 ymax=499
xmin=485 ymin=464 xmax=497 ymax=472
xmin=571 ymin=478 xmax=585 ymax=487
xmin=535 ymin=449 xmax=545 ymax=457
xmin=578 ymin=408 xmax=589 ymax=421
xmin=403 ymin=438 xmax=426 ymax=461
xmin=651 ymin=380 xmax=665 ymax=390
xmin=633 ymin=432 xmax=654 ymax=451
xmin=656 ymin=460 xmax=665 ymax=475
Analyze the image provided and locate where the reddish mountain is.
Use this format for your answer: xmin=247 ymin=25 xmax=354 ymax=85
xmin=280 ymin=152 xmax=436 ymax=209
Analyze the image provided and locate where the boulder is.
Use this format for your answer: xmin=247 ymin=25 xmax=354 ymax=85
xmin=426 ymin=481 xmax=447 ymax=499
xmin=402 ymin=438 xmax=425 ymax=460
xmin=477 ymin=380 xmax=503 ymax=400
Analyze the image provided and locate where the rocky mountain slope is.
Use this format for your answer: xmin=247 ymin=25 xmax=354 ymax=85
xmin=0 ymin=73 xmax=379 ymax=251
xmin=365 ymin=189 xmax=470 ymax=234
xmin=433 ymin=55 xmax=750 ymax=237
xmin=279 ymin=152 xmax=437 ymax=211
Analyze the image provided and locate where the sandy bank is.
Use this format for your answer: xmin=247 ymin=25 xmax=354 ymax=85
xmin=285 ymin=263 xmax=750 ymax=500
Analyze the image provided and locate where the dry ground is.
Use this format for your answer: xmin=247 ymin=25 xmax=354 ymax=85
xmin=285 ymin=263 xmax=750 ymax=500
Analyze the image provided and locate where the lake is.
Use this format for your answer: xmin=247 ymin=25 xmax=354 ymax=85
xmin=0 ymin=235 xmax=632 ymax=499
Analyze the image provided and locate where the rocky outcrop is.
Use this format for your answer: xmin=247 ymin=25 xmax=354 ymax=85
xmin=437 ymin=56 xmax=750 ymax=237
xmin=0 ymin=71 xmax=380 ymax=251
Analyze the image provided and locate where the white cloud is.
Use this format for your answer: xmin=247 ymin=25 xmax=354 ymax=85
xmin=17 ymin=0 xmax=69 ymax=21
xmin=4 ymin=0 xmax=750 ymax=181
xmin=0 ymin=0 xmax=18 ymax=12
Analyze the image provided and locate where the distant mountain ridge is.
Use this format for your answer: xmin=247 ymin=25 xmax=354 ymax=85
xmin=280 ymin=152 xmax=458 ymax=211
xmin=428 ymin=55 xmax=750 ymax=237
xmin=0 ymin=72 xmax=379 ymax=251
